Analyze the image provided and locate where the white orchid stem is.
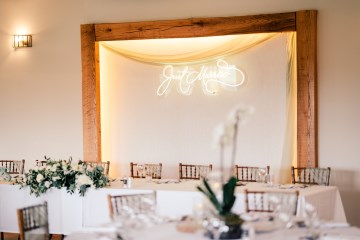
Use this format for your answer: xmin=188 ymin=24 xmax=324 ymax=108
xmin=229 ymin=114 xmax=239 ymax=178
xmin=220 ymin=139 xmax=225 ymax=185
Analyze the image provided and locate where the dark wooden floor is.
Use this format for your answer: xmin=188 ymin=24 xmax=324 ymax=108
xmin=2 ymin=233 xmax=63 ymax=240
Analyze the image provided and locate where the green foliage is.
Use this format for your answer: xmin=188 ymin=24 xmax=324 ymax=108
xmin=197 ymin=176 xmax=238 ymax=216
xmin=19 ymin=156 xmax=110 ymax=197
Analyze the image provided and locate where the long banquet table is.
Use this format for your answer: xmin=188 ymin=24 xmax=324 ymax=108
xmin=64 ymin=222 xmax=360 ymax=240
xmin=0 ymin=179 xmax=347 ymax=235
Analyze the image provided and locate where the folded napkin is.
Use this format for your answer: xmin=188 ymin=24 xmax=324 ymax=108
xmin=321 ymin=222 xmax=350 ymax=228
xmin=81 ymin=226 xmax=117 ymax=233
xmin=279 ymin=184 xmax=309 ymax=189
xmin=155 ymin=179 xmax=181 ymax=184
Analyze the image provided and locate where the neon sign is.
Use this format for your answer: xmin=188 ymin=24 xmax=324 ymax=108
xmin=157 ymin=59 xmax=246 ymax=96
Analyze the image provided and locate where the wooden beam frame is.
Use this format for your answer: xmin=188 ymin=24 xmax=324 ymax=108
xmin=81 ymin=10 xmax=317 ymax=167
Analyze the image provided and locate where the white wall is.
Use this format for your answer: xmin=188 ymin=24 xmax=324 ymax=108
xmin=1 ymin=0 xmax=359 ymax=226
xmin=100 ymin=35 xmax=288 ymax=181
xmin=0 ymin=0 xmax=85 ymax=168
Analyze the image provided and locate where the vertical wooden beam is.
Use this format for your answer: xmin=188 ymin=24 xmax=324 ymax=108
xmin=81 ymin=24 xmax=101 ymax=162
xmin=296 ymin=10 xmax=318 ymax=167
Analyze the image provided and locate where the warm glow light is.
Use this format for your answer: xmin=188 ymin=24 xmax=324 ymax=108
xmin=13 ymin=35 xmax=32 ymax=48
xmin=157 ymin=59 xmax=246 ymax=96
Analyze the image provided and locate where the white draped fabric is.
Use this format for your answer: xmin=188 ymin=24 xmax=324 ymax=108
xmin=100 ymin=32 xmax=297 ymax=182
xmin=101 ymin=33 xmax=279 ymax=66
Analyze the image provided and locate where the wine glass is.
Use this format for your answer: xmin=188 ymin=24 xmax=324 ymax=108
xmin=137 ymin=164 xmax=144 ymax=178
xmin=304 ymin=203 xmax=320 ymax=238
xmin=145 ymin=166 xmax=153 ymax=182
xmin=258 ymin=168 xmax=267 ymax=183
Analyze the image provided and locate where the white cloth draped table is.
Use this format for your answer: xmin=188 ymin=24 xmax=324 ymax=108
xmin=0 ymin=180 xmax=347 ymax=235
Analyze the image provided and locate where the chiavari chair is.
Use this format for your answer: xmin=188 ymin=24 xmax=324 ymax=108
xmin=86 ymin=161 xmax=111 ymax=176
xmin=130 ymin=162 xmax=162 ymax=179
xmin=234 ymin=165 xmax=270 ymax=182
xmin=0 ymin=159 xmax=25 ymax=175
xmin=291 ymin=166 xmax=331 ymax=186
xmin=17 ymin=202 xmax=50 ymax=240
xmin=179 ymin=163 xmax=212 ymax=180
xmin=244 ymin=189 xmax=299 ymax=215
xmin=107 ymin=192 xmax=157 ymax=220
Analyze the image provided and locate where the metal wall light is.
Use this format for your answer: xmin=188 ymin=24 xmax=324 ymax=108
xmin=13 ymin=35 xmax=32 ymax=48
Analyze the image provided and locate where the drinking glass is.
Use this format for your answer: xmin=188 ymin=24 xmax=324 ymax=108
xmin=304 ymin=203 xmax=321 ymax=239
xmin=137 ymin=164 xmax=145 ymax=178
xmin=258 ymin=168 xmax=267 ymax=183
xmin=145 ymin=166 xmax=152 ymax=182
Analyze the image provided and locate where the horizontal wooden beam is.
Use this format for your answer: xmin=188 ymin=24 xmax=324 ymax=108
xmin=95 ymin=12 xmax=296 ymax=41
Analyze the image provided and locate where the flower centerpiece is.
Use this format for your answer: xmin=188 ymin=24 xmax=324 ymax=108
xmin=19 ymin=156 xmax=110 ymax=197
xmin=0 ymin=167 xmax=11 ymax=182
xmin=197 ymin=105 xmax=253 ymax=239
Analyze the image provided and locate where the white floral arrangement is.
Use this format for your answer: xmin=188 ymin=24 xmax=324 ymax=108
xmin=213 ymin=104 xmax=254 ymax=181
xmin=18 ymin=157 xmax=110 ymax=197
xmin=0 ymin=167 xmax=11 ymax=182
xmin=197 ymin=105 xmax=253 ymax=237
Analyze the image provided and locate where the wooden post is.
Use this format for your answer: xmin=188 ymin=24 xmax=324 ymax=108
xmin=296 ymin=10 xmax=318 ymax=167
xmin=81 ymin=24 xmax=101 ymax=162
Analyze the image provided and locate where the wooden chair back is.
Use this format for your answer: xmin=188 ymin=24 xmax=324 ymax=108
xmin=291 ymin=166 xmax=331 ymax=186
xmin=86 ymin=161 xmax=110 ymax=176
xmin=130 ymin=162 xmax=162 ymax=179
xmin=179 ymin=163 xmax=212 ymax=180
xmin=107 ymin=192 xmax=157 ymax=220
xmin=234 ymin=165 xmax=270 ymax=182
xmin=17 ymin=201 xmax=49 ymax=240
xmin=244 ymin=189 xmax=299 ymax=215
xmin=0 ymin=160 xmax=25 ymax=175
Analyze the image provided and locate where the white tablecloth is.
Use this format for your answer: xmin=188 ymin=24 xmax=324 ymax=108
xmin=64 ymin=223 xmax=360 ymax=240
xmin=0 ymin=180 xmax=347 ymax=235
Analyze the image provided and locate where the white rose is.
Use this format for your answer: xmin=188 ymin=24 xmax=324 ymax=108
xmin=71 ymin=161 xmax=80 ymax=171
xmin=76 ymin=174 xmax=93 ymax=188
xmin=72 ymin=165 xmax=79 ymax=171
xmin=44 ymin=181 xmax=51 ymax=188
xmin=51 ymin=165 xmax=57 ymax=171
xmin=36 ymin=174 xmax=44 ymax=183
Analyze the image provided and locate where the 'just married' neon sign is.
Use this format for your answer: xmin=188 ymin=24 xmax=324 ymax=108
xmin=157 ymin=59 xmax=246 ymax=96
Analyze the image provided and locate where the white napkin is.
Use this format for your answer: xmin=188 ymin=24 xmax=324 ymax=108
xmin=81 ymin=226 xmax=117 ymax=233
xmin=321 ymin=222 xmax=350 ymax=228
xmin=156 ymin=179 xmax=180 ymax=184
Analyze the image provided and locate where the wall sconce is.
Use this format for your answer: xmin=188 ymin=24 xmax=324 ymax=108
xmin=13 ymin=35 xmax=32 ymax=48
